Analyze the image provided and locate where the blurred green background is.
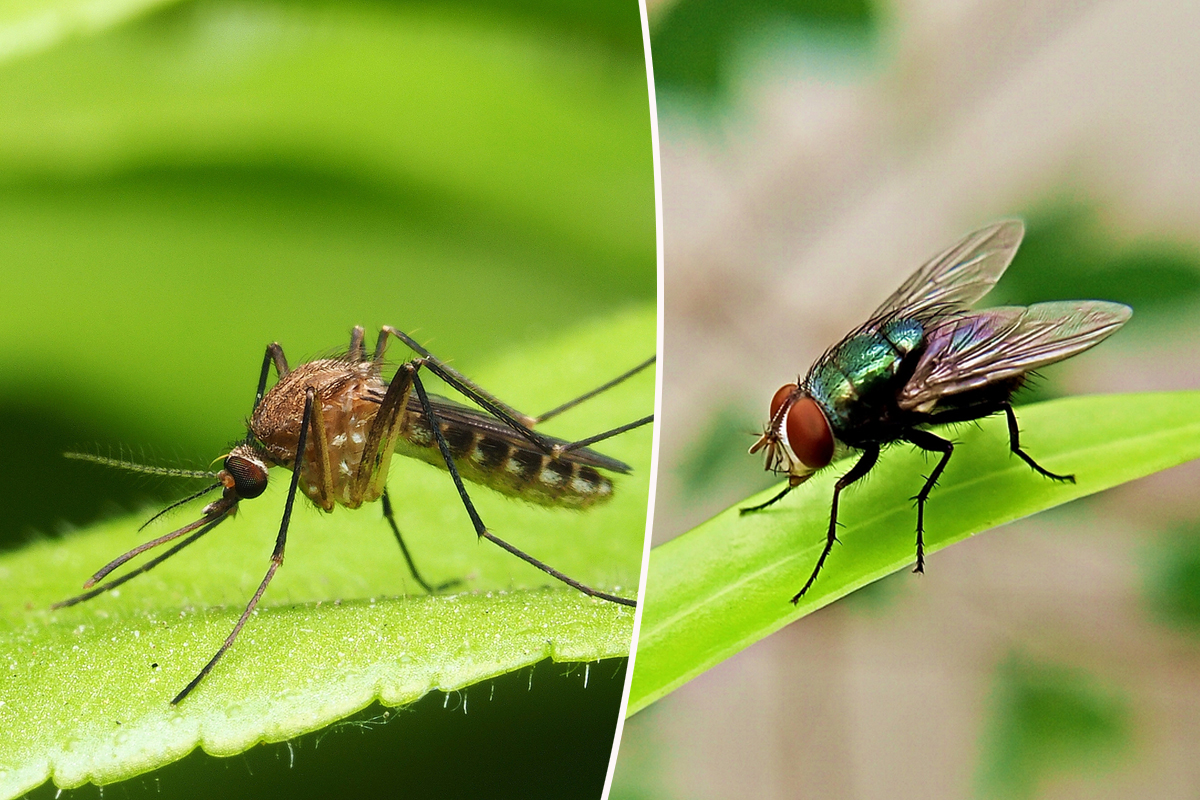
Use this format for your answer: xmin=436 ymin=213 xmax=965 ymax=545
xmin=617 ymin=0 xmax=1200 ymax=798
xmin=0 ymin=0 xmax=654 ymax=797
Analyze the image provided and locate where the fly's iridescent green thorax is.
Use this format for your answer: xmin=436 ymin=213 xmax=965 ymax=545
xmin=805 ymin=317 xmax=926 ymax=433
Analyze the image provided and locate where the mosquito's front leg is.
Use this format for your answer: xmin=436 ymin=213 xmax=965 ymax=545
xmin=172 ymin=387 xmax=317 ymax=705
xmin=254 ymin=343 xmax=290 ymax=413
xmin=348 ymin=325 xmax=366 ymax=363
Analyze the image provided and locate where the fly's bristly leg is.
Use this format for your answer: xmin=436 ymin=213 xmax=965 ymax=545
xmin=381 ymin=489 xmax=461 ymax=594
xmin=793 ymin=444 xmax=880 ymax=604
xmin=410 ymin=364 xmax=636 ymax=608
xmin=1002 ymin=401 xmax=1074 ymax=483
xmin=903 ymin=430 xmax=954 ymax=575
xmin=741 ymin=485 xmax=795 ymax=515
xmin=172 ymin=386 xmax=317 ymax=705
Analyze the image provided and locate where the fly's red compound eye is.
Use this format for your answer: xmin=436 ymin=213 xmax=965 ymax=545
xmin=785 ymin=396 xmax=834 ymax=470
xmin=224 ymin=454 xmax=268 ymax=499
xmin=769 ymin=383 xmax=799 ymax=421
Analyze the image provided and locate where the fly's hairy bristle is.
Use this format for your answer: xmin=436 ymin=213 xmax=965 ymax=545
xmin=64 ymin=452 xmax=218 ymax=480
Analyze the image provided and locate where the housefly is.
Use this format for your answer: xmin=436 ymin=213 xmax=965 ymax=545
xmin=746 ymin=220 xmax=1130 ymax=602
xmin=58 ymin=325 xmax=654 ymax=703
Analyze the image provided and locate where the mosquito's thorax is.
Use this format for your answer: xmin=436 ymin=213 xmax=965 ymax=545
xmin=251 ymin=358 xmax=387 ymax=510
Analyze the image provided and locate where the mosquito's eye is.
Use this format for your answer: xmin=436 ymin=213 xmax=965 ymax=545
xmin=224 ymin=455 xmax=268 ymax=499
xmin=769 ymin=383 xmax=799 ymax=421
xmin=785 ymin=396 xmax=834 ymax=470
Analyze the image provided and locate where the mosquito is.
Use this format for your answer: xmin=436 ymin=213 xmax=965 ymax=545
xmin=57 ymin=325 xmax=654 ymax=704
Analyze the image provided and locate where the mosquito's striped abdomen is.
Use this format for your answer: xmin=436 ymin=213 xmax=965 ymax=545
xmin=396 ymin=415 xmax=615 ymax=509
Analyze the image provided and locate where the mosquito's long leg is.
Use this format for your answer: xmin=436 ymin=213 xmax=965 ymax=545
xmin=792 ymin=444 xmax=879 ymax=604
xmin=411 ymin=366 xmax=636 ymax=607
xmin=381 ymin=489 xmax=460 ymax=594
xmin=172 ymin=388 xmax=315 ymax=705
xmin=52 ymin=514 xmax=230 ymax=609
xmin=553 ymin=414 xmax=654 ymax=456
xmin=358 ymin=358 xmax=451 ymax=592
xmin=531 ymin=356 xmax=656 ymax=425
xmin=254 ymin=343 xmax=290 ymax=413
xmin=352 ymin=355 xmax=415 ymax=503
xmin=348 ymin=325 xmax=366 ymax=363
xmin=1002 ymin=401 xmax=1074 ymax=483
xmin=376 ymin=327 xmax=546 ymax=450
xmin=903 ymin=430 xmax=954 ymax=575
xmin=740 ymin=484 xmax=795 ymax=515
xmin=306 ymin=387 xmax=334 ymax=507
xmin=378 ymin=327 xmax=653 ymax=461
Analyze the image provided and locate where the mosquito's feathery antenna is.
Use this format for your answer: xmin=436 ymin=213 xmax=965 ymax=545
xmin=64 ymin=451 xmax=219 ymax=480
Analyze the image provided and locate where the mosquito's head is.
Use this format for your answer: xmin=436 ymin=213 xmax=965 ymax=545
xmin=218 ymin=444 xmax=270 ymax=501
xmin=750 ymin=383 xmax=833 ymax=484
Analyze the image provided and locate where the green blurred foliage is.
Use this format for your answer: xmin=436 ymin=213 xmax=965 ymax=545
xmin=650 ymin=0 xmax=875 ymax=101
xmin=0 ymin=0 xmax=655 ymax=546
xmin=1144 ymin=522 xmax=1200 ymax=631
xmin=0 ymin=0 xmax=654 ymax=796
xmin=977 ymin=656 xmax=1130 ymax=800
xmin=675 ymin=400 xmax=773 ymax=501
xmin=1000 ymin=206 xmax=1200 ymax=316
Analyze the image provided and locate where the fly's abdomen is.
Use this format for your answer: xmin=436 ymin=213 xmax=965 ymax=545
xmin=396 ymin=416 xmax=614 ymax=509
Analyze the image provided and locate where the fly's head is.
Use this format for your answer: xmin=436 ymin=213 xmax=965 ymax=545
xmin=749 ymin=383 xmax=834 ymax=486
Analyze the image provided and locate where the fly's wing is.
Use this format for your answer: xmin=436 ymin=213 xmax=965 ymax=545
xmin=897 ymin=301 xmax=1132 ymax=413
xmin=405 ymin=393 xmax=633 ymax=474
xmin=871 ymin=220 xmax=1025 ymax=321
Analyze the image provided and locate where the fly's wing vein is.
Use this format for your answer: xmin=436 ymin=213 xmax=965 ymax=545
xmin=870 ymin=220 xmax=1025 ymax=321
xmin=898 ymin=301 xmax=1132 ymax=410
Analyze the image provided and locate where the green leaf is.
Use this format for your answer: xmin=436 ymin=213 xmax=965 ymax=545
xmin=0 ymin=306 xmax=654 ymax=798
xmin=0 ymin=0 xmax=181 ymax=64
xmin=627 ymin=391 xmax=1200 ymax=714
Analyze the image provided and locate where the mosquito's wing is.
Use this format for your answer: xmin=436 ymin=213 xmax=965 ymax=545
xmin=407 ymin=393 xmax=633 ymax=474
xmin=870 ymin=220 xmax=1025 ymax=321
xmin=897 ymin=301 xmax=1132 ymax=413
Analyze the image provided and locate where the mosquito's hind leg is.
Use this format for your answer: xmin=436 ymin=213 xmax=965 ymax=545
xmin=408 ymin=362 xmax=636 ymax=607
xmin=375 ymin=327 xmax=654 ymax=459
xmin=792 ymin=444 xmax=879 ymax=603
xmin=903 ymin=430 xmax=954 ymax=574
xmin=531 ymin=356 xmax=656 ymax=425
xmin=381 ymin=489 xmax=461 ymax=594
xmin=1002 ymin=402 xmax=1074 ymax=483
